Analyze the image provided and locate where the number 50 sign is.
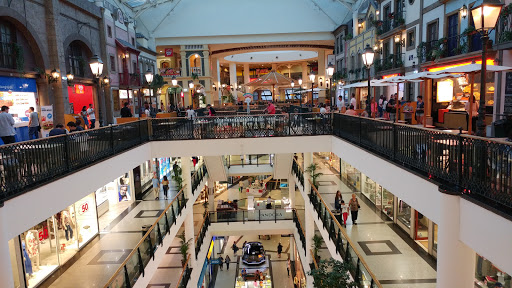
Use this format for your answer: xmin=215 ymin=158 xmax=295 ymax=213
xmin=78 ymin=201 xmax=90 ymax=215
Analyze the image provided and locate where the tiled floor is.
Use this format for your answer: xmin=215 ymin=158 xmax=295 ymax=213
xmin=42 ymin=184 xmax=184 ymax=288
xmin=309 ymin=154 xmax=437 ymax=288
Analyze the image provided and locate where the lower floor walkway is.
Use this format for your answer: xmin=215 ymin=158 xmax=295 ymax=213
xmin=309 ymin=154 xmax=437 ymax=288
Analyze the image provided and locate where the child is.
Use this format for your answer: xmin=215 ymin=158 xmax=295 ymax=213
xmin=340 ymin=200 xmax=349 ymax=226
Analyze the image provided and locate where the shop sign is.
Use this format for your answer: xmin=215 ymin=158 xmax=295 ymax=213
xmin=382 ymin=74 xmax=399 ymax=79
xmin=0 ymin=76 xmax=37 ymax=93
xmin=428 ymin=59 xmax=495 ymax=72
xmin=159 ymin=68 xmax=181 ymax=76
xmin=259 ymin=210 xmax=287 ymax=221
xmin=437 ymin=80 xmax=454 ymax=103
xmin=78 ymin=200 xmax=90 ymax=215
xmin=165 ymin=48 xmax=173 ymax=57
xmin=210 ymin=258 xmax=221 ymax=265
xmin=75 ymin=84 xmax=85 ymax=94
xmin=41 ymin=105 xmax=54 ymax=138
xmin=38 ymin=228 xmax=49 ymax=241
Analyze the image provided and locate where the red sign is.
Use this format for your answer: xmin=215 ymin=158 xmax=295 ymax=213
xmin=78 ymin=201 xmax=90 ymax=215
xmin=165 ymin=48 xmax=173 ymax=57
xmin=38 ymin=228 xmax=48 ymax=241
xmin=159 ymin=68 xmax=181 ymax=76
xmin=75 ymin=84 xmax=85 ymax=94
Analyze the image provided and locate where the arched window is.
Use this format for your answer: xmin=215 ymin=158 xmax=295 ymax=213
xmin=0 ymin=20 xmax=16 ymax=69
xmin=67 ymin=41 xmax=87 ymax=77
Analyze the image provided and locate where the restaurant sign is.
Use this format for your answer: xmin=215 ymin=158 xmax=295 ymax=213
xmin=159 ymin=68 xmax=181 ymax=76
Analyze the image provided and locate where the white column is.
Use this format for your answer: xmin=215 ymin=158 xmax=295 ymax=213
xmin=180 ymin=49 xmax=187 ymax=77
xmin=203 ymin=50 xmax=210 ymax=77
xmin=182 ymin=158 xmax=196 ymax=265
xmin=304 ymin=153 xmax=312 ymax=194
xmin=244 ymin=64 xmax=250 ymax=84
xmin=229 ymin=62 xmax=237 ymax=99
xmin=288 ymin=174 xmax=296 ymax=208
xmin=437 ymin=192 xmax=475 ymax=287
xmin=208 ymin=177 xmax=215 ymax=212
xmin=302 ymin=62 xmax=308 ymax=83
xmin=317 ymin=50 xmax=326 ymax=102
xmin=0 ymin=234 xmax=14 ymax=288
xmin=290 ymin=237 xmax=295 ymax=261
xmin=305 ymin=205 xmax=315 ymax=267
xmin=216 ymin=59 xmax=222 ymax=104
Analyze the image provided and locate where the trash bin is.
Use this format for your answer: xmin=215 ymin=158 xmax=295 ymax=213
xmin=142 ymin=225 xmax=152 ymax=237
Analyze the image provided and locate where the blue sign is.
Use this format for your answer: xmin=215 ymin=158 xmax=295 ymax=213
xmin=210 ymin=258 xmax=221 ymax=265
xmin=0 ymin=76 xmax=37 ymax=93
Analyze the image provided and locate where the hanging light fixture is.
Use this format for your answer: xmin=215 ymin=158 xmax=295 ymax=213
xmin=89 ymin=55 xmax=103 ymax=78
xmin=145 ymin=68 xmax=154 ymax=85
xmin=461 ymin=4 xmax=468 ymax=18
xmin=171 ymin=75 xmax=178 ymax=86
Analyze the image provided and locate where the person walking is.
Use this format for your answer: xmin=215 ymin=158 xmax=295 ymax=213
xmin=120 ymin=102 xmax=133 ymax=117
xmin=416 ymin=96 xmax=424 ymax=125
xmin=277 ymin=242 xmax=283 ymax=258
xmin=87 ymin=104 xmax=96 ymax=128
xmin=232 ymin=242 xmax=239 ymax=256
xmin=218 ymin=255 xmax=224 ymax=271
xmin=334 ymin=190 xmax=343 ymax=211
xmin=162 ymin=176 xmax=169 ymax=199
xmin=287 ymin=258 xmax=291 ymax=277
xmin=28 ymin=107 xmax=40 ymax=140
xmin=80 ymin=106 xmax=89 ymax=129
xmin=0 ymin=106 xmax=16 ymax=144
xmin=152 ymin=173 xmax=160 ymax=200
xmin=348 ymin=193 xmax=360 ymax=225
xmin=225 ymin=255 xmax=231 ymax=270
xmin=340 ymin=200 xmax=349 ymax=226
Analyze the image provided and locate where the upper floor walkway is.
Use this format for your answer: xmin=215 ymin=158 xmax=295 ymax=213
xmin=2 ymin=113 xmax=511 ymax=221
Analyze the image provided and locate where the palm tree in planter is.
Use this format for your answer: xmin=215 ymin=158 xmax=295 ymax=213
xmin=178 ymin=231 xmax=192 ymax=267
xmin=305 ymin=163 xmax=323 ymax=188
xmin=172 ymin=166 xmax=183 ymax=190
xmin=312 ymin=234 xmax=323 ymax=263
xmin=308 ymin=258 xmax=355 ymax=288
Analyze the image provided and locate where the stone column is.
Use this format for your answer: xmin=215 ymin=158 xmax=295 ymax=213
xmin=180 ymin=49 xmax=187 ymax=77
xmin=182 ymin=158 xmax=196 ymax=265
xmin=45 ymin=0 xmax=66 ymax=125
xmin=288 ymin=174 xmax=296 ymax=208
xmin=244 ymin=64 xmax=250 ymax=84
xmin=437 ymin=190 xmax=475 ymax=287
xmin=208 ymin=177 xmax=215 ymax=212
xmin=216 ymin=59 xmax=222 ymax=104
xmin=289 ymin=237 xmax=295 ymax=261
xmin=317 ymin=50 xmax=326 ymax=103
xmin=229 ymin=63 xmax=237 ymax=99
xmin=99 ymin=8 xmax=113 ymax=124
xmin=302 ymin=62 xmax=308 ymax=83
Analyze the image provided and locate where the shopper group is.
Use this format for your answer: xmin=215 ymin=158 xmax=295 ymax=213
xmin=334 ymin=191 xmax=360 ymax=226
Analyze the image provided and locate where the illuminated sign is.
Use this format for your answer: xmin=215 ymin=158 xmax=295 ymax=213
xmin=165 ymin=48 xmax=173 ymax=57
xmin=428 ymin=60 xmax=495 ymax=72
xmin=75 ymin=85 xmax=85 ymax=94
xmin=207 ymin=240 xmax=214 ymax=259
xmin=437 ymin=80 xmax=454 ymax=103
xmin=382 ymin=74 xmax=399 ymax=79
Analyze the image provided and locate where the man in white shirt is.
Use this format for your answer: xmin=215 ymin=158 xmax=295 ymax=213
xmin=350 ymin=93 xmax=357 ymax=109
xmin=186 ymin=107 xmax=196 ymax=120
xmin=87 ymin=104 xmax=96 ymax=128
xmin=337 ymin=96 xmax=344 ymax=112
xmin=0 ymin=106 xmax=16 ymax=144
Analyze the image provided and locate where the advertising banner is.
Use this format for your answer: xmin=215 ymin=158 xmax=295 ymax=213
xmin=40 ymin=105 xmax=54 ymax=138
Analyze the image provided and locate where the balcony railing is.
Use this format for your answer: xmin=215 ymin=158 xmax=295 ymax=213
xmin=418 ymin=34 xmax=482 ymax=63
xmin=496 ymin=9 xmax=512 ymax=44
xmin=119 ymin=72 xmax=141 ymax=86
xmin=194 ymin=212 xmax=211 ymax=258
xmin=175 ymin=254 xmax=192 ymax=288
xmin=374 ymin=54 xmax=404 ymax=73
xmin=190 ymin=67 xmax=202 ymax=76
xmin=191 ymin=163 xmax=208 ymax=194
xmin=376 ymin=10 xmax=405 ymax=36
xmin=104 ymin=186 xmax=188 ymax=288
xmin=2 ymin=113 xmax=512 ymax=218
xmin=224 ymin=154 xmax=273 ymax=168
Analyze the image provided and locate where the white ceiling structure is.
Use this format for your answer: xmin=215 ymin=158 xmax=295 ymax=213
xmin=124 ymin=0 xmax=354 ymax=46
xmin=224 ymin=51 xmax=318 ymax=63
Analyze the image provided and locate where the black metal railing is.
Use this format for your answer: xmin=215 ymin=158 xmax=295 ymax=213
xmin=104 ymin=187 xmax=188 ymax=288
xmin=377 ymin=10 xmax=405 ymax=35
xmin=194 ymin=212 xmax=211 ymax=259
xmin=293 ymin=209 xmax=306 ymax=255
xmin=496 ymin=10 xmax=512 ymax=44
xmin=332 ymin=113 xmax=512 ymax=215
xmin=292 ymin=159 xmax=304 ymax=188
xmin=224 ymin=154 xmax=273 ymax=168
xmin=175 ymin=254 xmax=192 ymax=288
xmin=191 ymin=163 xmax=208 ymax=194
xmin=374 ymin=54 xmax=404 ymax=73
xmin=0 ymin=120 xmax=149 ymax=204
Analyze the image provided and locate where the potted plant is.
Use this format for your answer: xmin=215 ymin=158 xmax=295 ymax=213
xmin=178 ymin=231 xmax=192 ymax=267
xmin=172 ymin=166 xmax=183 ymax=189
xmin=312 ymin=234 xmax=323 ymax=263
xmin=305 ymin=163 xmax=323 ymax=188
xmin=308 ymin=258 xmax=355 ymax=288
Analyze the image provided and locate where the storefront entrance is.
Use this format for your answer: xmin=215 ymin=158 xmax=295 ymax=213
xmin=68 ymin=85 xmax=94 ymax=114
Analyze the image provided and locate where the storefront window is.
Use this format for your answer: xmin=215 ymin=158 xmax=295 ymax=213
xmin=415 ymin=212 xmax=429 ymax=240
xmin=75 ymin=194 xmax=99 ymax=248
xmin=57 ymin=204 xmax=78 ymax=265
xmin=475 ymin=255 xmax=511 ymax=288
xmin=433 ymin=222 xmax=438 ymax=253
xmin=363 ymin=176 xmax=377 ymax=205
xmin=397 ymin=199 xmax=412 ymax=229
xmin=382 ymin=189 xmax=394 ymax=220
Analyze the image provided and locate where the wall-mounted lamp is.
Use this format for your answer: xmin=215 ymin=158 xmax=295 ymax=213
xmin=66 ymin=72 xmax=74 ymax=85
xmin=394 ymin=34 xmax=405 ymax=47
xmin=48 ymin=68 xmax=60 ymax=84
xmin=376 ymin=10 xmax=380 ymax=16
xmin=318 ymin=77 xmax=323 ymax=87
xmin=373 ymin=44 xmax=382 ymax=54
xmin=171 ymin=76 xmax=178 ymax=86
xmin=461 ymin=4 xmax=468 ymax=19
xmin=298 ymin=79 xmax=303 ymax=85
xmin=102 ymin=76 xmax=110 ymax=87
xmin=222 ymin=83 xmax=226 ymax=88
xmin=213 ymin=83 xmax=217 ymax=91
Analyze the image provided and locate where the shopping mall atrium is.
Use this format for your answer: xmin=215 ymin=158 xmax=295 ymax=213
xmin=1 ymin=0 xmax=512 ymax=287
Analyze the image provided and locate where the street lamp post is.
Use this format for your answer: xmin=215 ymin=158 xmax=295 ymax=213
xmin=145 ymin=69 xmax=154 ymax=110
xmin=291 ymin=82 xmax=295 ymax=103
xmin=326 ymin=63 xmax=334 ymax=108
xmin=189 ymin=82 xmax=195 ymax=108
xmin=298 ymin=79 xmax=303 ymax=107
xmin=471 ymin=0 xmax=503 ymax=136
xmin=171 ymin=75 xmax=178 ymax=107
xmin=89 ymin=55 xmax=104 ymax=126
xmin=309 ymin=73 xmax=315 ymax=107
xmin=362 ymin=44 xmax=375 ymax=117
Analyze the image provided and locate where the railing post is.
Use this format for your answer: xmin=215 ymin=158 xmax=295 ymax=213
xmin=358 ymin=116 xmax=362 ymax=144
xmin=457 ymin=131 xmax=463 ymax=188
xmin=392 ymin=124 xmax=397 ymax=161
xmin=110 ymin=125 xmax=114 ymax=154
xmin=137 ymin=247 xmax=144 ymax=277
xmin=124 ymin=265 xmax=132 ymax=288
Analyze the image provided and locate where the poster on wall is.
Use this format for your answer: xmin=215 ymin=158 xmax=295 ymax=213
xmin=40 ymin=105 xmax=54 ymax=138
xmin=118 ymin=185 xmax=131 ymax=202
xmin=0 ymin=76 xmax=38 ymax=119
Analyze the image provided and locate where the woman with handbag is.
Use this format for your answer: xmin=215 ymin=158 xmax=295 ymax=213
xmin=348 ymin=193 xmax=360 ymax=225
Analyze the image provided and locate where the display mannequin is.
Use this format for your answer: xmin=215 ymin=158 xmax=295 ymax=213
xmin=21 ymin=242 xmax=32 ymax=277
xmin=25 ymin=231 xmax=40 ymax=271
xmin=61 ymin=211 xmax=73 ymax=242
